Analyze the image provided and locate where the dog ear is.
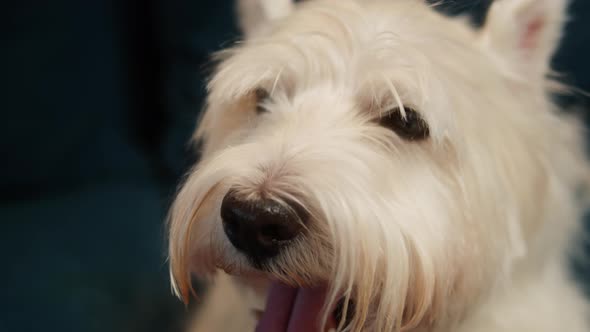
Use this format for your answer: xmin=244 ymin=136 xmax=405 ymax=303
xmin=481 ymin=0 xmax=569 ymax=79
xmin=236 ymin=0 xmax=295 ymax=37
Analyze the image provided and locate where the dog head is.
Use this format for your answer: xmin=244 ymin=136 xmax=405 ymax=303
xmin=169 ymin=0 xmax=588 ymax=330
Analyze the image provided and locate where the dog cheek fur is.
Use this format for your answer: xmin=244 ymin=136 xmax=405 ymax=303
xmin=263 ymin=130 xmax=475 ymax=330
xmin=311 ymin=118 xmax=590 ymax=331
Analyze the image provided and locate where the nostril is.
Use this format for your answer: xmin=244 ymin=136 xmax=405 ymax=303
xmin=257 ymin=222 xmax=299 ymax=245
xmin=259 ymin=224 xmax=281 ymax=241
xmin=257 ymin=224 xmax=281 ymax=247
xmin=222 ymin=214 xmax=240 ymax=239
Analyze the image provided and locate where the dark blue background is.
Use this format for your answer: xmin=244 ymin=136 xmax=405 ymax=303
xmin=1 ymin=1 xmax=588 ymax=331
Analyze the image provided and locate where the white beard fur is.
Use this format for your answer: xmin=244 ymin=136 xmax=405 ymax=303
xmin=168 ymin=0 xmax=590 ymax=331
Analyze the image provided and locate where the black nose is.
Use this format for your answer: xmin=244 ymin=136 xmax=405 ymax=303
xmin=220 ymin=190 xmax=307 ymax=261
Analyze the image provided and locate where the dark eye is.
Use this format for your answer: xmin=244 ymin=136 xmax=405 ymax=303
xmin=254 ymin=88 xmax=270 ymax=114
xmin=378 ymin=107 xmax=429 ymax=141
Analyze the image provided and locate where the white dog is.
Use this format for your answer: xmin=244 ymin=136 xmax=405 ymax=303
xmin=168 ymin=0 xmax=590 ymax=331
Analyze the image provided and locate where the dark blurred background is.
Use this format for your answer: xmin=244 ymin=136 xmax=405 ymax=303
xmin=1 ymin=1 xmax=589 ymax=332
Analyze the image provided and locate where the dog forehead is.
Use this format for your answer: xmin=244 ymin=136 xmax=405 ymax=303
xmin=272 ymin=0 xmax=473 ymax=43
xmin=210 ymin=0 xmax=480 ymax=104
xmin=261 ymin=1 xmax=472 ymax=61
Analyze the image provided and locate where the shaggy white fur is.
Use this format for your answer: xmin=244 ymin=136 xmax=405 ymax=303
xmin=168 ymin=0 xmax=590 ymax=331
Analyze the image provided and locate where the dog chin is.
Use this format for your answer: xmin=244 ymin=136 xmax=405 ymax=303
xmin=239 ymin=275 xmax=343 ymax=331
xmin=215 ymin=255 xmax=348 ymax=331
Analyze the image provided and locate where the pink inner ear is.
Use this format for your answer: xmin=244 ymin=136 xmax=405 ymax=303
xmin=521 ymin=16 xmax=545 ymax=51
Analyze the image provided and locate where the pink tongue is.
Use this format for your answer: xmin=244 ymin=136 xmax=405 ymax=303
xmin=256 ymin=282 xmax=335 ymax=332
